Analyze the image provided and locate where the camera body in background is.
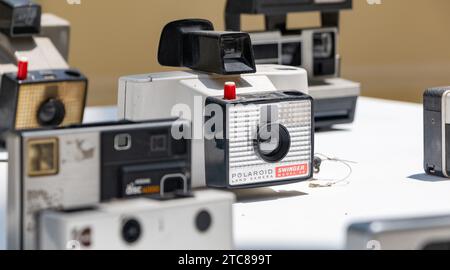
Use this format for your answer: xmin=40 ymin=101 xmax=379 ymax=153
xmin=0 ymin=0 xmax=41 ymax=37
xmin=0 ymin=69 xmax=88 ymax=142
xmin=224 ymin=0 xmax=353 ymax=32
xmin=39 ymin=190 xmax=235 ymax=250
xmin=6 ymin=119 xmax=191 ymax=250
xmin=249 ymin=28 xmax=339 ymax=79
xmin=423 ymin=87 xmax=450 ymax=177
xmin=346 ymin=215 xmax=450 ymax=250
xmin=118 ymin=19 xmax=313 ymax=188
xmin=0 ymin=0 xmax=73 ymax=76
xmin=0 ymin=0 xmax=87 ymax=141
xmin=225 ymin=0 xmax=360 ymax=129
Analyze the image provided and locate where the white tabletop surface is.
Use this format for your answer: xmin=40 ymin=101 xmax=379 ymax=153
xmin=2 ymin=97 xmax=450 ymax=250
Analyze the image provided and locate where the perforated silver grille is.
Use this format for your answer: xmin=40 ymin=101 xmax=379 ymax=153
xmin=227 ymin=100 xmax=312 ymax=186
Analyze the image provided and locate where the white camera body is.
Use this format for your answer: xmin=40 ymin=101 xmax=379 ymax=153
xmin=39 ymin=190 xmax=235 ymax=250
xmin=118 ymin=64 xmax=309 ymax=188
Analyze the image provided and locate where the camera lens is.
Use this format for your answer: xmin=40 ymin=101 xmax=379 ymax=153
xmin=195 ymin=210 xmax=212 ymax=233
xmin=37 ymin=99 xmax=66 ymax=126
xmin=255 ymin=124 xmax=291 ymax=163
xmin=121 ymin=218 xmax=142 ymax=244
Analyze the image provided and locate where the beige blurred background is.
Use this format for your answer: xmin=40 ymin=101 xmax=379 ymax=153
xmin=39 ymin=0 xmax=450 ymax=106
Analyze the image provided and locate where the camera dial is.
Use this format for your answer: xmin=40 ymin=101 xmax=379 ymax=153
xmin=37 ymin=98 xmax=66 ymax=126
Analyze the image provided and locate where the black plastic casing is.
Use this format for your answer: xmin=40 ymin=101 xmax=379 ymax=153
xmin=0 ymin=0 xmax=41 ymax=37
xmin=185 ymin=31 xmax=256 ymax=75
xmin=423 ymin=87 xmax=450 ymax=177
xmin=12 ymin=118 xmax=192 ymax=202
xmin=100 ymin=121 xmax=191 ymax=201
xmin=225 ymin=0 xmax=352 ymax=31
xmin=204 ymin=91 xmax=314 ymax=189
xmin=158 ymin=19 xmax=213 ymax=68
xmin=158 ymin=19 xmax=256 ymax=75
xmin=314 ymin=96 xmax=357 ymax=128
xmin=0 ymin=69 xmax=88 ymax=141
xmin=225 ymin=0 xmax=352 ymax=15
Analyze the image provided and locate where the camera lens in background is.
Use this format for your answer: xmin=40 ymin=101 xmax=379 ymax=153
xmin=255 ymin=123 xmax=291 ymax=163
xmin=37 ymin=98 xmax=66 ymax=126
xmin=195 ymin=210 xmax=212 ymax=233
xmin=313 ymin=32 xmax=334 ymax=59
xmin=121 ymin=218 xmax=142 ymax=244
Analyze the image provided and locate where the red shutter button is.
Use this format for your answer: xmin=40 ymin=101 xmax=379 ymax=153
xmin=224 ymin=82 xmax=236 ymax=100
xmin=17 ymin=57 xmax=28 ymax=80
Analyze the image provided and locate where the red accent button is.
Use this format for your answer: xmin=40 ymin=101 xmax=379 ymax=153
xmin=17 ymin=57 xmax=28 ymax=80
xmin=224 ymin=82 xmax=236 ymax=100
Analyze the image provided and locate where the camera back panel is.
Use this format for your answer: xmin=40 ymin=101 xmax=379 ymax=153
xmin=7 ymin=119 xmax=191 ymax=250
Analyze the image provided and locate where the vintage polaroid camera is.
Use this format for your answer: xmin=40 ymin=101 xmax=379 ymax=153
xmin=39 ymin=189 xmax=235 ymax=250
xmin=6 ymin=119 xmax=191 ymax=250
xmin=346 ymin=215 xmax=450 ymax=250
xmin=0 ymin=0 xmax=87 ymax=142
xmin=423 ymin=87 xmax=450 ymax=177
xmin=0 ymin=69 xmax=88 ymax=143
xmin=118 ymin=19 xmax=314 ymax=188
xmin=225 ymin=0 xmax=360 ymax=128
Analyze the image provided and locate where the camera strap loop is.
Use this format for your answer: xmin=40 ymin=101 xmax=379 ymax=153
xmin=309 ymin=153 xmax=357 ymax=188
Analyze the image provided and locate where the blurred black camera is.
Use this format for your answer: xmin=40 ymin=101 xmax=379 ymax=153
xmin=423 ymin=87 xmax=450 ymax=177
xmin=0 ymin=0 xmax=41 ymax=37
xmin=225 ymin=0 xmax=352 ymax=32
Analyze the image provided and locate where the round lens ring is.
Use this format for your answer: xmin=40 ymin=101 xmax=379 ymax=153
xmin=254 ymin=123 xmax=291 ymax=163
xmin=121 ymin=218 xmax=142 ymax=244
xmin=37 ymin=98 xmax=66 ymax=126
